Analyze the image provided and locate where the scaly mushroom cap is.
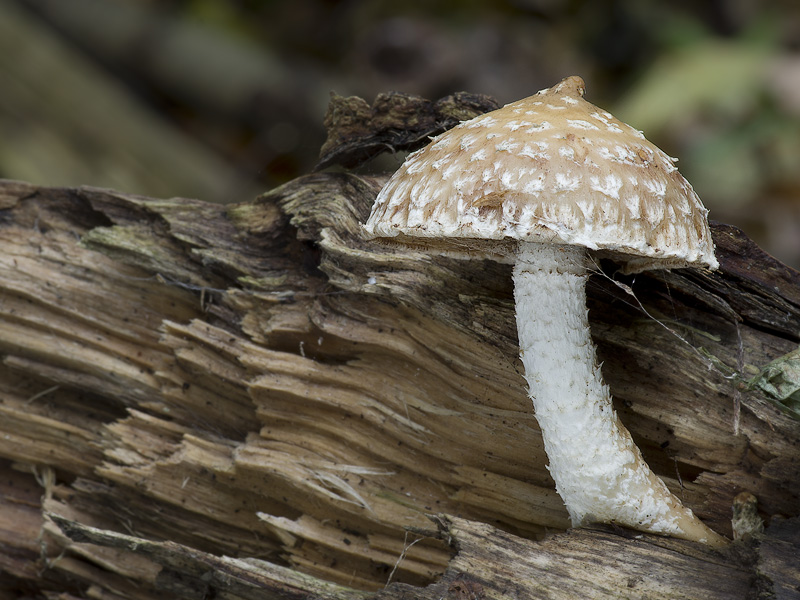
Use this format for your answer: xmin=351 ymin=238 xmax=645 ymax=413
xmin=364 ymin=76 xmax=718 ymax=272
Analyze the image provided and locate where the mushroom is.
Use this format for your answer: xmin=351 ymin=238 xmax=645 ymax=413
xmin=363 ymin=76 xmax=728 ymax=546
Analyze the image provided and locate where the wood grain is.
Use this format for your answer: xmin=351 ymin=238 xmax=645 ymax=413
xmin=0 ymin=174 xmax=797 ymax=597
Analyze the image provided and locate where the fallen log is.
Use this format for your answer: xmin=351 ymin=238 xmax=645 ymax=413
xmin=0 ymin=93 xmax=798 ymax=599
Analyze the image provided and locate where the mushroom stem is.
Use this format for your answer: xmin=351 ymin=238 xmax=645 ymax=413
xmin=513 ymin=241 xmax=727 ymax=546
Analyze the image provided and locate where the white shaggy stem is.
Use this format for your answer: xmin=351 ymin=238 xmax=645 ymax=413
xmin=513 ymin=241 xmax=726 ymax=546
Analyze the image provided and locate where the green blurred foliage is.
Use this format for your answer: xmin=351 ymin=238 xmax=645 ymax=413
xmin=615 ymin=13 xmax=800 ymax=264
xmin=617 ymin=29 xmax=776 ymax=208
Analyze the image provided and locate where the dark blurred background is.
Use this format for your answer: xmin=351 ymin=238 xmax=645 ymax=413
xmin=2 ymin=0 xmax=800 ymax=267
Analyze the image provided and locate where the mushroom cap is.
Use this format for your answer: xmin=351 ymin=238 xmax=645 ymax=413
xmin=363 ymin=76 xmax=718 ymax=271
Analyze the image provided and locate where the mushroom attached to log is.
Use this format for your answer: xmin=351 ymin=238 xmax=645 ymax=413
xmin=363 ymin=76 xmax=728 ymax=547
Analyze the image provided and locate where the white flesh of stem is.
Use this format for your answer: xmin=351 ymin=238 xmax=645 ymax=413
xmin=513 ymin=241 xmax=727 ymax=546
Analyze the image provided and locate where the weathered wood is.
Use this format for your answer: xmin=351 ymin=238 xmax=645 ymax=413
xmin=0 ymin=150 xmax=798 ymax=597
xmin=44 ymin=510 xmax=799 ymax=600
xmin=316 ymin=92 xmax=500 ymax=170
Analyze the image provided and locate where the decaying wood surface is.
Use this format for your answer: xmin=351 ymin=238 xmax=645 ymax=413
xmin=0 ymin=95 xmax=799 ymax=598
